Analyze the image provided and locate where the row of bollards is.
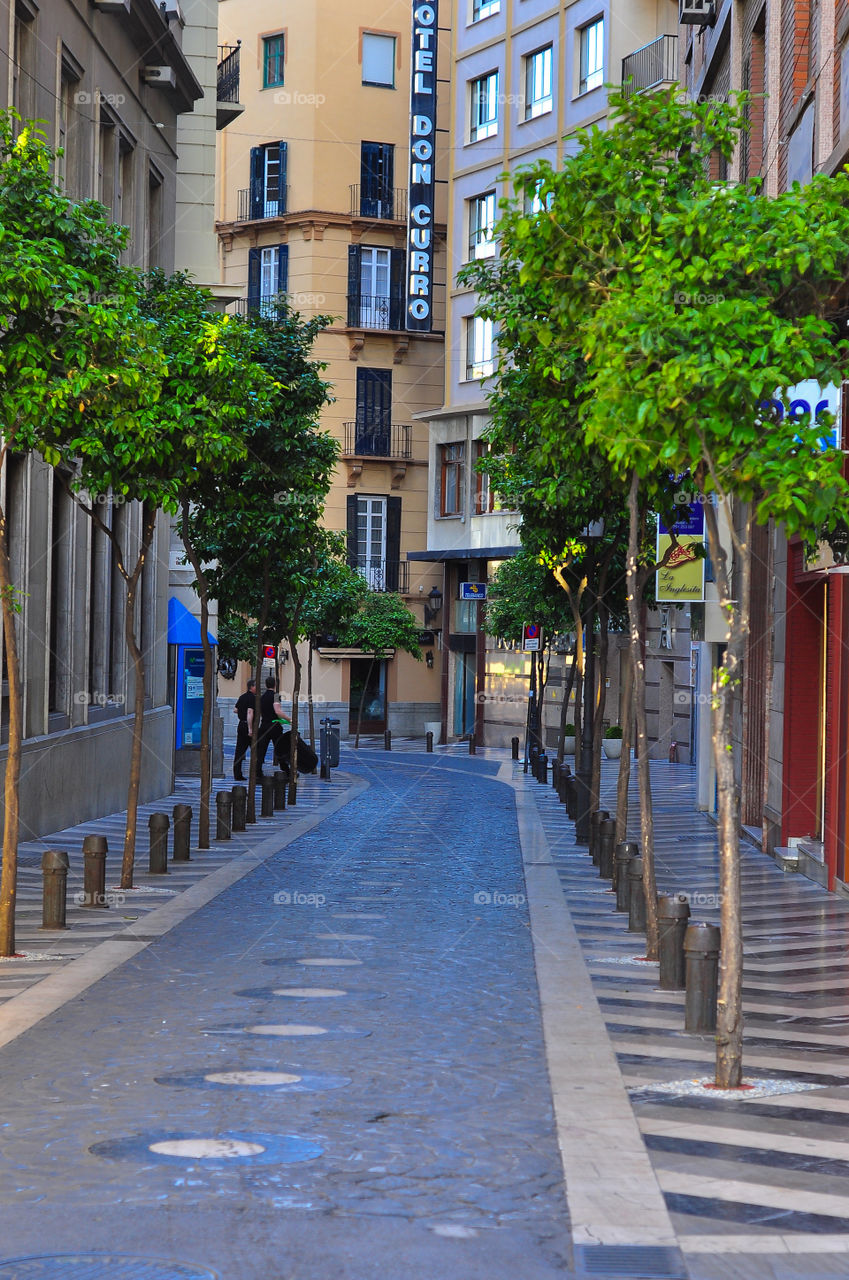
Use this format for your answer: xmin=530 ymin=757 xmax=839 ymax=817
xmin=584 ymin=806 xmax=721 ymax=1034
xmin=39 ymin=772 xmax=295 ymax=930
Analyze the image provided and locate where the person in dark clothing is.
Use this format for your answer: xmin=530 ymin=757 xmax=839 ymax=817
xmin=257 ymin=676 xmax=290 ymax=777
xmin=232 ymin=678 xmax=256 ymax=781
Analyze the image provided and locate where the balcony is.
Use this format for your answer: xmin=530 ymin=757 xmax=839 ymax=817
xmin=346 ymin=293 xmax=404 ymax=332
xmin=354 ymin=560 xmax=410 ymax=593
xmin=216 ymin=43 xmax=244 ymax=129
xmin=236 ymin=187 xmax=289 ymax=222
xmin=349 ymin=185 xmax=408 ymax=222
xmin=622 ymin=35 xmax=678 ymax=97
xmin=342 ymin=422 xmax=412 ymax=460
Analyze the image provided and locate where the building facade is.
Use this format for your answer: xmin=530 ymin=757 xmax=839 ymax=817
xmin=0 ymin=0 xmax=216 ymax=834
xmin=215 ymin=0 xmax=446 ymax=738
xmin=413 ymin=0 xmax=683 ymax=748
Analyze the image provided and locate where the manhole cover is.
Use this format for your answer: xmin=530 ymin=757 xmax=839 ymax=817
xmin=0 ymin=1256 xmax=218 ymax=1279
xmin=574 ymin=1244 xmax=686 ymax=1279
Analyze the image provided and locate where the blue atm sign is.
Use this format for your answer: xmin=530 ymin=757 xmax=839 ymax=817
xmin=460 ymin=583 xmax=487 ymax=600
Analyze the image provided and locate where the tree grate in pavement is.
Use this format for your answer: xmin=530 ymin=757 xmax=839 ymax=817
xmin=0 ymin=1256 xmax=219 ymax=1279
xmin=574 ymin=1244 xmax=687 ymax=1278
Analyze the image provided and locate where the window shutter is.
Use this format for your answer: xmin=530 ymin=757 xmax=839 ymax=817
xmin=389 ymin=248 xmax=405 ymax=330
xmin=278 ymin=141 xmax=288 ymax=212
xmin=347 ymin=494 xmax=359 ymax=568
xmin=347 ymin=245 xmax=362 ymax=326
xmin=379 ymin=143 xmax=394 ymax=213
xmin=247 ymin=247 xmax=261 ymax=312
xmin=249 ymin=146 xmax=263 ymax=220
xmin=385 ymin=496 xmax=401 ymax=592
xmin=277 ymin=243 xmax=289 ymax=296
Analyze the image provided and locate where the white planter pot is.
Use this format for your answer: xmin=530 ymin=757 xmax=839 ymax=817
xmin=563 ymin=738 xmax=576 ymax=755
xmin=603 ymin=739 xmax=623 ymax=759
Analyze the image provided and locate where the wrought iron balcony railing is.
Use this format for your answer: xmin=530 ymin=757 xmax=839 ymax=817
xmin=235 ymin=187 xmax=289 ymax=221
xmin=349 ymin=185 xmax=408 ymax=221
xmin=354 ymin=559 xmax=410 ymax=593
xmin=342 ymin=422 xmax=412 ymax=459
xmin=217 ymin=44 xmax=241 ymax=103
xmin=622 ymin=35 xmax=678 ymax=97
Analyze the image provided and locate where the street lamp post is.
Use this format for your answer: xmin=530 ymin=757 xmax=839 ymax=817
xmin=575 ymin=522 xmax=603 ymax=844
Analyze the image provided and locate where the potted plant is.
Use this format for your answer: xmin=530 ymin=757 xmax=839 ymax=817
xmin=563 ymin=724 xmax=576 ymax=755
xmin=603 ymin=725 xmax=623 ymax=759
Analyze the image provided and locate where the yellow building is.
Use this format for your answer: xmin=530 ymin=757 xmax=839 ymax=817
xmin=215 ymin=0 xmax=446 ymax=738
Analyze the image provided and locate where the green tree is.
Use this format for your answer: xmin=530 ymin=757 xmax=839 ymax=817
xmin=0 ymin=115 xmax=157 ymax=952
xmin=299 ymin=555 xmax=367 ymax=746
xmin=341 ymin=593 xmax=422 ymax=748
xmin=489 ymin=86 xmax=849 ymax=1085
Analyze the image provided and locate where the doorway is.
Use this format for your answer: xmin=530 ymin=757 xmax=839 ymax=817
xmin=349 ymin=658 xmax=387 ymax=735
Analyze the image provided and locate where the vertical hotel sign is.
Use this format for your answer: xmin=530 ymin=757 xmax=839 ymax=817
xmin=406 ymin=1 xmax=438 ymax=332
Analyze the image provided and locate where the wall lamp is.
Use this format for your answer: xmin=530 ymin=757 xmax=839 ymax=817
xmin=423 ymin=586 xmax=443 ymax=627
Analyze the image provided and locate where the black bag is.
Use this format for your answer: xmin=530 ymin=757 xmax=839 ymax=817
xmin=278 ymin=730 xmax=318 ymax=775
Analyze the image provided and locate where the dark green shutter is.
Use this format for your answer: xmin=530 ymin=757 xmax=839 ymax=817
xmin=385 ymin=496 xmax=401 ymax=591
xmin=249 ymin=147 xmax=263 ymax=219
xmin=247 ymin=248 xmax=260 ymax=312
xmin=347 ymin=245 xmax=362 ymax=326
xmin=347 ymin=494 xmax=359 ymax=568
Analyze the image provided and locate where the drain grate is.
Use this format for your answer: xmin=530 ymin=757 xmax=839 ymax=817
xmin=0 ymin=1255 xmax=219 ymax=1279
xmin=574 ymin=1244 xmax=687 ymax=1279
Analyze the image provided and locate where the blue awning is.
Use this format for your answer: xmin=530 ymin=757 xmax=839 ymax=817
xmin=167 ymin=597 xmax=217 ymax=647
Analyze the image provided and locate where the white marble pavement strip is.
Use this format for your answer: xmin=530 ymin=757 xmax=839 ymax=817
xmin=504 ymin=762 xmax=679 ymax=1250
xmin=0 ymin=777 xmax=369 ymax=1052
xmin=638 ymin=1117 xmax=849 ymax=1161
xmin=656 ymin=1169 xmax=849 ymax=1223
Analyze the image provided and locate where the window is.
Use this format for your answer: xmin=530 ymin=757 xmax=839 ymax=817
xmin=359 ymin=142 xmax=395 ymax=217
xmin=263 ymin=34 xmax=285 ymax=89
xmin=355 ymin=368 xmax=392 ymax=455
xmin=579 ymin=18 xmax=604 ymax=94
xmin=347 ymin=492 xmax=402 ymax=591
xmin=475 ymin=441 xmax=498 ymax=514
xmin=12 ymin=2 xmax=36 ymax=123
xmin=468 ymin=191 xmax=496 ymax=260
xmin=347 ymin=245 xmax=405 ymax=329
xmin=98 ymin=113 xmax=116 ymax=216
xmin=362 ymin=33 xmax=396 ymax=87
xmin=58 ymin=58 xmax=82 ymax=197
xmin=470 ymin=72 xmax=499 ymax=142
xmin=525 ymin=46 xmax=552 ymax=119
xmin=440 ymin=444 xmax=465 ymax=516
xmin=147 ymin=167 xmax=163 ymax=269
xmin=525 ymin=178 xmax=554 ymax=215
xmin=472 ymin=0 xmax=500 ymax=19
xmin=247 ymin=244 xmax=289 ymax=315
xmin=249 ymin=141 xmax=288 ymax=218
xmin=465 ymin=315 xmax=494 ymax=380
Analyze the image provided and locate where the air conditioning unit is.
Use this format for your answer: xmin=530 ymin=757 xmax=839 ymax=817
xmin=142 ymin=66 xmax=177 ymax=88
xmin=680 ymin=0 xmax=716 ymax=24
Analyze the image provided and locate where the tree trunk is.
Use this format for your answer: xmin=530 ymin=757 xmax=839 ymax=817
xmin=591 ymin=600 xmax=610 ymax=812
xmin=537 ymin=645 xmax=550 ymax=753
xmin=354 ymin=653 xmax=376 ymax=750
xmin=120 ymin=507 xmax=158 ymax=890
xmin=307 ymin=639 xmax=316 ymax=749
xmin=704 ymin=492 xmax=750 ymax=1089
xmin=247 ymin=562 xmax=272 ymax=825
xmin=615 ymin=647 xmax=635 ymax=845
xmin=287 ymin=635 xmax=302 ymax=806
xmin=181 ymin=501 xmax=212 ymax=849
xmin=626 ymin=471 xmax=659 ymax=960
xmin=0 ymin=502 xmax=23 ymax=957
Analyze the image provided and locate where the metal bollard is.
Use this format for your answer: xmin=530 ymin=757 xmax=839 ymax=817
xmin=172 ymin=804 xmax=192 ymax=861
xmin=426 ymin=731 xmax=433 ymax=753
xmin=384 ymin=729 xmax=392 ymax=751
xmin=273 ymin=770 xmax=287 ymax=810
xmin=511 ymin=736 xmax=520 ymax=760
xmin=627 ymin=856 xmax=647 ymax=933
xmin=215 ymin=791 xmax=232 ymax=840
xmin=684 ymin=922 xmax=721 ymax=1032
xmin=564 ymin=772 xmax=577 ymax=820
xmin=558 ymin=764 xmax=570 ymax=805
xmin=537 ymin=752 xmax=547 ymax=783
xmin=82 ymin=834 xmax=109 ymax=907
xmin=552 ymin=759 xmax=560 ymax=790
xmin=658 ymin=893 xmax=691 ymax=990
xmin=615 ymin=841 xmax=639 ymax=911
xmin=469 ymin=734 xmax=476 ymax=755
xmin=148 ymin=813 xmax=169 ymax=875
xmin=260 ymin=776 xmax=275 ymax=817
xmin=598 ymin=818 xmax=617 ymax=880
xmin=589 ymin=810 xmax=610 ymax=865
xmin=41 ymin=850 xmax=70 ymax=929
xmin=231 ymin=785 xmax=247 ymax=832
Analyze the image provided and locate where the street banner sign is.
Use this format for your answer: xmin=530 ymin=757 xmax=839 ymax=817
xmin=460 ymin=582 xmax=487 ymax=600
xmin=656 ymin=504 xmax=705 ymax=603
xmin=523 ymin=623 xmax=541 ymax=652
